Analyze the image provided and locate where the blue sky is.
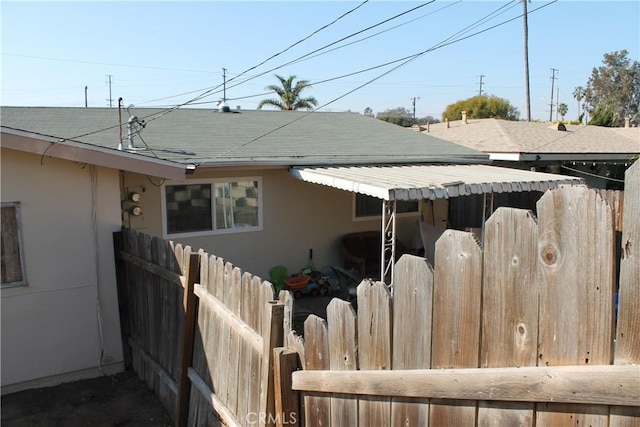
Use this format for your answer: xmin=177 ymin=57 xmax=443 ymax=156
xmin=2 ymin=1 xmax=638 ymax=121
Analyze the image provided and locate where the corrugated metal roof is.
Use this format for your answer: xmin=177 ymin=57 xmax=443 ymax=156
xmin=291 ymin=164 xmax=585 ymax=200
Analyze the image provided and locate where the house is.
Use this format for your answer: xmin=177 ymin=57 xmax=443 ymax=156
xmin=1 ymin=106 xmax=583 ymax=392
xmin=1 ymin=120 xmax=185 ymax=393
xmin=421 ymin=117 xmax=640 ymax=190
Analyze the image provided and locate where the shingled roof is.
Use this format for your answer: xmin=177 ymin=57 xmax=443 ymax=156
xmin=1 ymin=107 xmax=488 ymax=167
xmin=422 ymin=118 xmax=639 ymax=160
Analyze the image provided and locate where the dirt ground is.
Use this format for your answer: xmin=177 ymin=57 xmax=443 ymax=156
xmin=1 ymin=296 xmax=335 ymax=427
xmin=1 ymin=372 xmax=173 ymax=427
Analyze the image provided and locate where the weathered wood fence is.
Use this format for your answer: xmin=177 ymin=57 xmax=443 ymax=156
xmin=115 ymin=161 xmax=639 ymax=427
xmin=288 ymin=164 xmax=640 ymax=426
xmin=114 ymin=230 xmax=286 ymax=426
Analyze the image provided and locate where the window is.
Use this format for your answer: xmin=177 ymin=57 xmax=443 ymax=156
xmin=163 ymin=178 xmax=262 ymax=237
xmin=354 ymin=193 xmax=420 ymax=220
xmin=1 ymin=202 xmax=27 ymax=287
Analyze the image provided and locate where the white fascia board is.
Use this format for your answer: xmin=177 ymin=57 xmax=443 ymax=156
xmin=525 ymin=153 xmax=637 ymax=162
xmin=290 ymin=167 xmax=391 ymax=200
xmin=1 ymin=128 xmax=186 ymax=180
xmin=488 ymin=152 xmax=522 ymax=161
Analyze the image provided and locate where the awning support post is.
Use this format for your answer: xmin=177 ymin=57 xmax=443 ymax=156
xmin=381 ymin=199 xmax=397 ymax=288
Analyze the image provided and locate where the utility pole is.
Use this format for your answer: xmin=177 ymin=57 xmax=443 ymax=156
xmin=411 ymin=97 xmax=420 ymax=125
xmin=222 ymin=68 xmax=227 ymax=102
xmin=478 ymin=75 xmax=485 ymax=96
xmin=549 ymin=68 xmax=558 ymax=122
xmin=84 ymin=86 xmax=88 ymax=108
xmin=555 ymin=87 xmax=560 ymax=121
xmin=106 ymin=74 xmax=114 ymax=108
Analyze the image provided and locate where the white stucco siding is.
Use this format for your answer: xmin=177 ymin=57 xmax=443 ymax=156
xmin=123 ymin=167 xmax=422 ymax=280
xmin=1 ymin=148 xmax=124 ymax=392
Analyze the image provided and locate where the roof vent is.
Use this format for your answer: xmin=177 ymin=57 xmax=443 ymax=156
xmin=218 ymin=101 xmax=231 ymax=113
xmin=548 ymin=122 xmax=567 ymax=131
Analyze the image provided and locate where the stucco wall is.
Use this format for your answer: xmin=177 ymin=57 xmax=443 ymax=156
xmin=1 ymin=148 xmax=124 ymax=392
xmin=122 ymin=167 xmax=430 ymax=280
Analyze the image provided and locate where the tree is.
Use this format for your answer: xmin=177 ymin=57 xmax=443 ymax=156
xmin=589 ymin=105 xmax=615 ymax=127
xmin=363 ymin=107 xmax=374 ymax=117
xmin=522 ymin=0 xmax=531 ymax=122
xmin=417 ymin=115 xmax=440 ymax=125
xmin=376 ymin=107 xmax=414 ymax=127
xmin=257 ymin=74 xmax=318 ymax=111
xmin=583 ymin=50 xmax=640 ymax=126
xmin=557 ymin=103 xmax=568 ymax=121
xmin=442 ymin=95 xmax=520 ymax=121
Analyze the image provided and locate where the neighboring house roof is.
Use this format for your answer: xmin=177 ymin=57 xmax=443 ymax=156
xmin=422 ymin=118 xmax=640 ymax=161
xmin=1 ymin=107 xmax=488 ymax=167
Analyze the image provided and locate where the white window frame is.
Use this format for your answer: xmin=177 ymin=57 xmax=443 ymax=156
xmin=161 ymin=177 xmax=263 ymax=239
xmin=352 ymin=193 xmax=421 ymax=222
xmin=1 ymin=201 xmax=28 ymax=288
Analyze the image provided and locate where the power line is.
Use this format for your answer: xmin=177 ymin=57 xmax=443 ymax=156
xmin=208 ymin=1 xmax=558 ymax=159
xmin=62 ymin=1 xmax=557 ymax=145
xmin=139 ymin=1 xmax=382 ymax=123
xmin=56 ymin=2 xmax=378 ymax=139
xmin=230 ymin=0 xmax=371 ymax=84
xmin=124 ymin=2 xmax=450 ymax=109
xmin=223 ymin=2 xmax=437 ymax=95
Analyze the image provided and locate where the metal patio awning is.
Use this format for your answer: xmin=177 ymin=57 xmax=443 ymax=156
xmin=290 ymin=164 xmax=585 ymax=201
xmin=290 ymin=164 xmax=584 ymax=286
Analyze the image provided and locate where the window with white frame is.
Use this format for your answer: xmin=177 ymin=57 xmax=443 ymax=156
xmin=354 ymin=193 xmax=421 ymax=219
xmin=163 ymin=178 xmax=262 ymax=236
xmin=1 ymin=202 xmax=27 ymax=287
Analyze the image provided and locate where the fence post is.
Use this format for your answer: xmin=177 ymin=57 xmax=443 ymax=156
xmin=259 ymin=302 xmax=284 ymax=427
xmin=273 ymin=347 xmax=300 ymax=427
xmin=112 ymin=230 xmax=133 ymax=370
xmin=176 ymin=253 xmax=200 ymax=427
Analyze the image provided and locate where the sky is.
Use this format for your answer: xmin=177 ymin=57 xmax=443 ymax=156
xmin=1 ymin=1 xmax=639 ymax=122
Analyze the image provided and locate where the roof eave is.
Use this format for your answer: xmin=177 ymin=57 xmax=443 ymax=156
xmin=196 ymin=155 xmax=490 ymax=168
xmin=1 ymin=127 xmax=187 ymax=180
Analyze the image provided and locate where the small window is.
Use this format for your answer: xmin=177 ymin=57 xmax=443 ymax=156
xmin=163 ymin=178 xmax=262 ymax=237
xmin=354 ymin=193 xmax=420 ymax=219
xmin=1 ymin=202 xmax=27 ymax=287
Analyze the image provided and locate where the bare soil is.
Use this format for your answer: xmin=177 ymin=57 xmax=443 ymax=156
xmin=1 ymin=372 xmax=173 ymax=427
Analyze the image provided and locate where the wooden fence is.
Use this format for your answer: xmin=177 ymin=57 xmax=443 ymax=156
xmin=287 ymin=165 xmax=640 ymax=427
xmin=115 ymin=161 xmax=639 ymax=427
xmin=115 ymin=229 xmax=286 ymax=426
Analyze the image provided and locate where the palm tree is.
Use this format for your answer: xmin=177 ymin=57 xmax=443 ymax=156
xmin=573 ymin=86 xmax=585 ymax=123
xmin=523 ymin=0 xmax=531 ymax=122
xmin=558 ymin=103 xmax=568 ymax=121
xmin=257 ymin=75 xmax=318 ymax=111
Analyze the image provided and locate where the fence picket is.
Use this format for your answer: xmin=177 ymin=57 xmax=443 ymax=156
xmin=357 ymin=281 xmax=392 ymax=427
xmin=227 ymin=267 xmax=243 ymax=414
xmin=391 ymin=254 xmax=433 ymax=426
xmin=304 ymin=315 xmax=331 ymax=427
xmin=478 ymin=208 xmax=538 ymax=426
xmin=430 ymin=230 xmax=483 ymax=426
xmin=612 ymin=162 xmax=640 ymax=427
xmin=536 ymin=186 xmax=616 ymax=426
xmin=327 ymin=299 xmax=358 ymax=427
